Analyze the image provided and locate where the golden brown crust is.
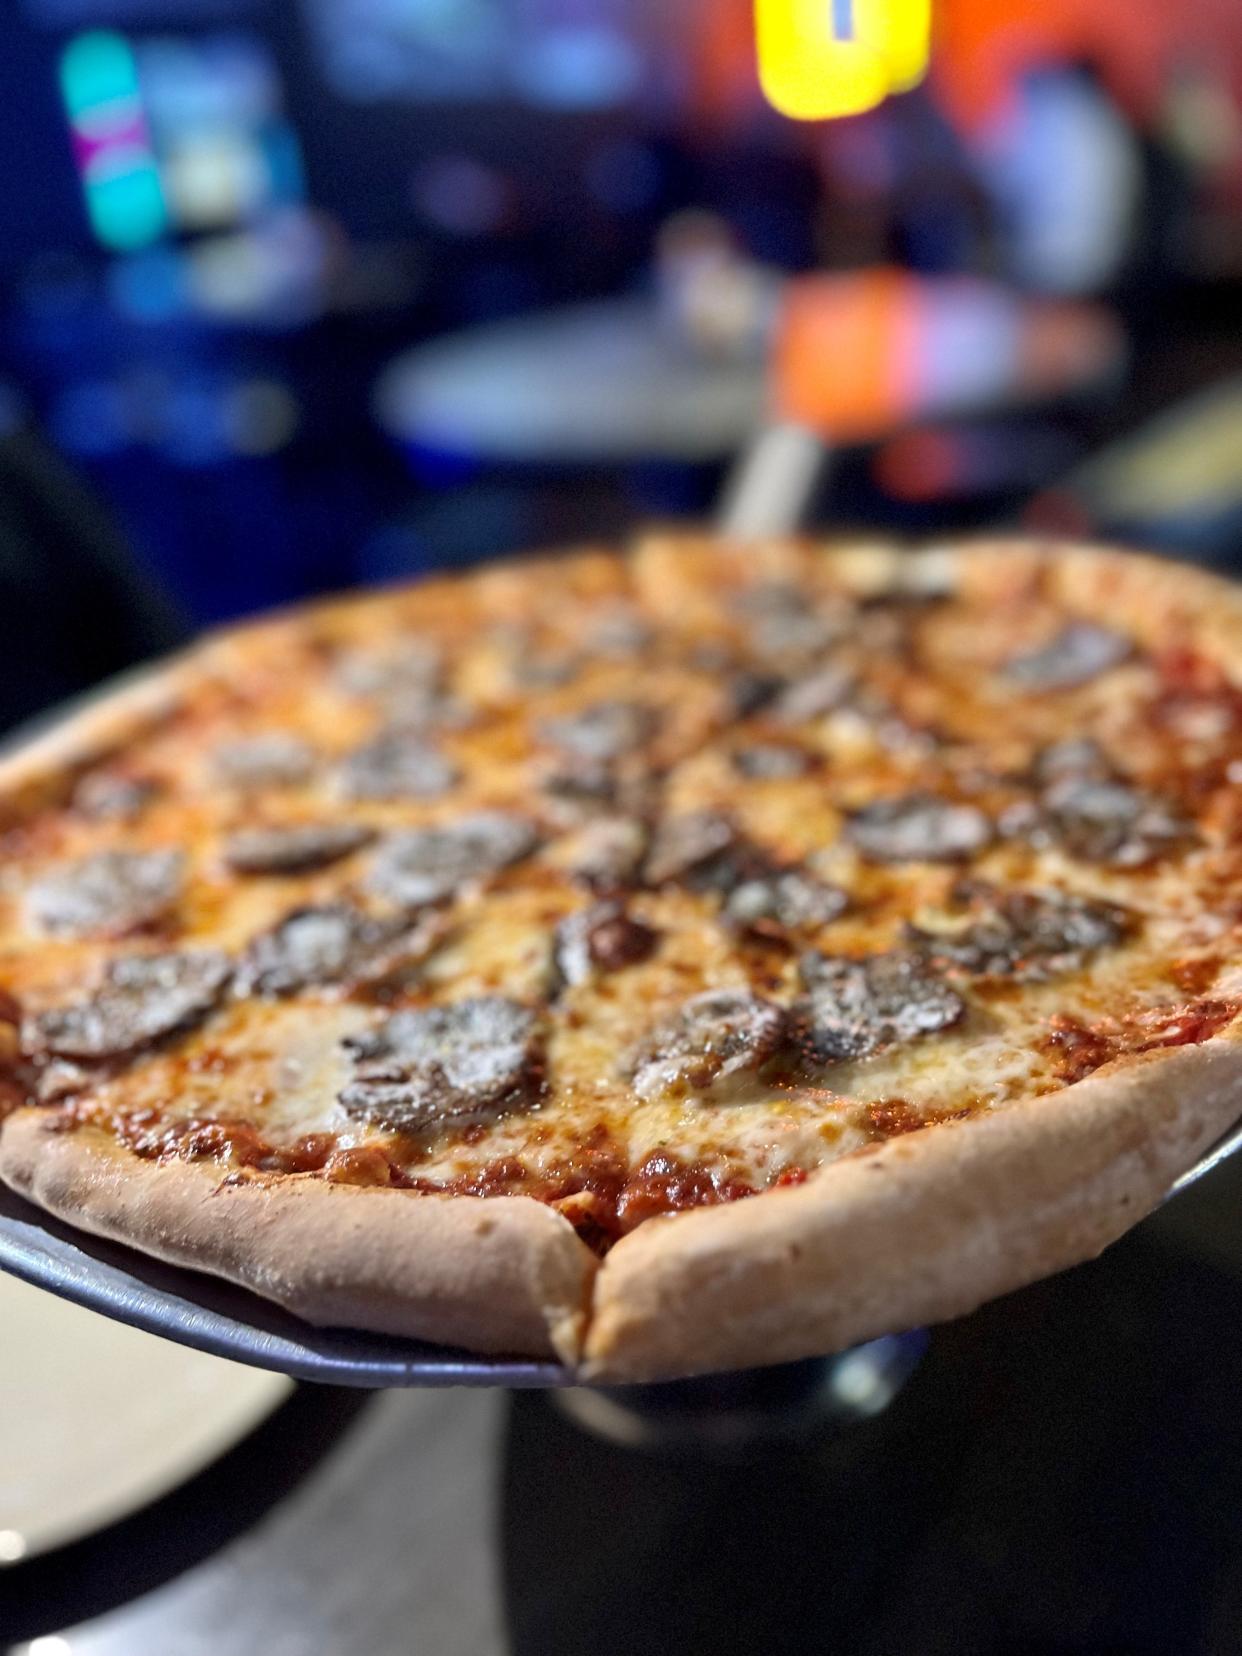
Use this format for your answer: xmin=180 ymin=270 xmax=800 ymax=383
xmin=0 ymin=1110 xmax=596 ymax=1364
xmin=3 ymin=535 xmax=1242 ymax=1380
xmin=582 ymin=1028 xmax=1242 ymax=1379
xmin=0 ymin=655 xmax=188 ymax=817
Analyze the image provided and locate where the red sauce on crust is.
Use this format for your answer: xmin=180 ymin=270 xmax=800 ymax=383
xmin=405 ymin=1130 xmax=755 ymax=1243
xmin=1043 ymin=997 xmax=1238 ymax=1083
xmin=38 ymin=991 xmax=1236 ymax=1250
xmin=101 ymin=1107 xmax=338 ymax=1176
xmin=614 ymin=1152 xmax=754 ymax=1231
xmin=1043 ymin=1015 xmax=1115 ymax=1084
xmin=41 ymin=1106 xmax=759 ymax=1248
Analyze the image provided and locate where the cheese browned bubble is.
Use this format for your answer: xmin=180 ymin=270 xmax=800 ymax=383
xmin=1 ymin=534 xmax=1239 ymax=1247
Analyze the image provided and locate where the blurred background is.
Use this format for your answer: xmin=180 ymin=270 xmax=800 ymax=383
xmin=3 ymin=0 xmax=1242 ymax=729
xmin=7 ymin=6 xmax=1242 ymax=1653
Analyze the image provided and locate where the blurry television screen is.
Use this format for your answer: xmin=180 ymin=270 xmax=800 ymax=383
xmin=301 ymin=0 xmax=660 ymax=110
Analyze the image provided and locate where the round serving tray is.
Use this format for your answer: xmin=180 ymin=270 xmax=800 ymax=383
xmin=0 ymin=1180 xmax=571 ymax=1387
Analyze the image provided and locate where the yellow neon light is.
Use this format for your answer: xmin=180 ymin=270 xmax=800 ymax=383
xmin=755 ymin=0 xmax=932 ymax=122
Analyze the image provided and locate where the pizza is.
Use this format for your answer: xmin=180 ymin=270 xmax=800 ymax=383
xmin=1 ymin=533 xmax=1241 ymax=1383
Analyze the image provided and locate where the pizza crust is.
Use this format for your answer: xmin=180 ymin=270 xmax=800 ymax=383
xmin=0 ymin=656 xmax=188 ymax=818
xmin=583 ymin=1029 xmax=1242 ymax=1380
xmin=3 ymin=535 xmax=1242 ymax=1381
xmin=0 ymin=1110 xmax=596 ymax=1365
xmin=5 ymin=1024 xmax=1240 ymax=1379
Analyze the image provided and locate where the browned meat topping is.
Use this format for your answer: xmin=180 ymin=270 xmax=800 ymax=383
xmin=561 ymin=816 xmax=649 ymax=890
xmin=908 ymin=882 xmax=1132 ymax=981
xmin=336 ymin=638 xmax=437 ymax=699
xmin=26 ymin=849 xmax=185 ymax=937
xmin=723 ymin=869 xmax=849 ymax=935
xmin=539 ymin=700 xmax=657 ymax=763
xmin=727 ymin=670 xmax=786 ymax=718
xmin=847 ymin=794 xmax=992 ymax=864
xmin=554 ymin=901 xmax=659 ymax=986
xmin=236 ymin=904 xmax=444 ymax=997
xmin=644 ymin=810 xmax=737 ymax=885
xmin=730 ymin=743 xmax=814 ymax=780
xmin=223 ymin=821 xmax=375 ymax=875
xmin=794 ymin=951 xmax=965 ymax=1062
xmin=26 ymin=951 xmax=231 ymax=1061
xmin=212 ymin=734 xmax=316 ymax=790
xmin=340 ymin=997 xmax=541 ymax=1129
xmin=367 ymin=813 xmax=538 ymax=909
xmin=73 ymin=772 xmax=161 ymax=822
xmin=338 ymin=730 xmax=460 ymax=801
xmin=589 ymin=609 xmax=654 ymax=656
xmin=735 ymin=582 xmax=848 ymax=663
xmin=1002 ymin=622 xmax=1131 ymax=691
xmin=1012 ymin=775 xmax=1194 ymax=868
xmin=1031 ymin=737 xmax=1111 ymax=782
xmin=771 ymin=664 xmax=855 ymax=724
xmin=625 ymin=989 xmax=786 ymax=1098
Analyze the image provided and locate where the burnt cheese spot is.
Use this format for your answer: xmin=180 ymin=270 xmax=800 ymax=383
xmin=1002 ymin=622 xmax=1131 ymax=691
xmin=625 ymin=989 xmax=786 ymax=1100
xmin=847 ymin=794 xmax=992 ymax=864
xmin=236 ymin=904 xmax=444 ymax=996
xmin=223 ymin=821 xmax=375 ymax=875
xmin=26 ymin=849 xmax=185 ymax=938
xmin=26 ymin=951 xmax=231 ymax=1061
xmin=339 ymin=997 xmax=541 ymax=1130
xmin=367 ymin=813 xmax=538 ymax=909
xmin=794 ymin=950 xmax=965 ymax=1062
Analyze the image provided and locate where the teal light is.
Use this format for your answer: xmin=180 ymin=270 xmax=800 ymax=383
xmin=84 ymin=162 xmax=166 ymax=251
xmin=60 ymin=30 xmax=139 ymax=120
xmin=59 ymin=30 xmax=166 ymax=251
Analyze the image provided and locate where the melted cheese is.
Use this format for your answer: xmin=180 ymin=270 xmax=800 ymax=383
xmin=2 ymin=535 xmax=1241 ymax=1217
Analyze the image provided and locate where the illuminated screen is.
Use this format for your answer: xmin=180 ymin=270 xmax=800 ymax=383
xmin=58 ymin=28 xmax=305 ymax=251
xmin=300 ymin=0 xmax=658 ymax=109
xmin=22 ymin=0 xmax=248 ymax=20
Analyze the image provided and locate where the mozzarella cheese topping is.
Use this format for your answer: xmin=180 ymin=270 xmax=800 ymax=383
xmin=1 ymin=535 xmax=1240 ymax=1243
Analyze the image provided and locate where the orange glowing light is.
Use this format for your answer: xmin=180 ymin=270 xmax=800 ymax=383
xmin=755 ymin=0 xmax=932 ymax=122
xmin=773 ymin=269 xmax=920 ymax=439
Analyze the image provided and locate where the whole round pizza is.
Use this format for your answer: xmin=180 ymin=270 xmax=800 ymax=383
xmin=1 ymin=534 xmax=1240 ymax=1382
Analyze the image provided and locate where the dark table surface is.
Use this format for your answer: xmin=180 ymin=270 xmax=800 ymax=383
xmin=7 ymin=1154 xmax=1242 ymax=1656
